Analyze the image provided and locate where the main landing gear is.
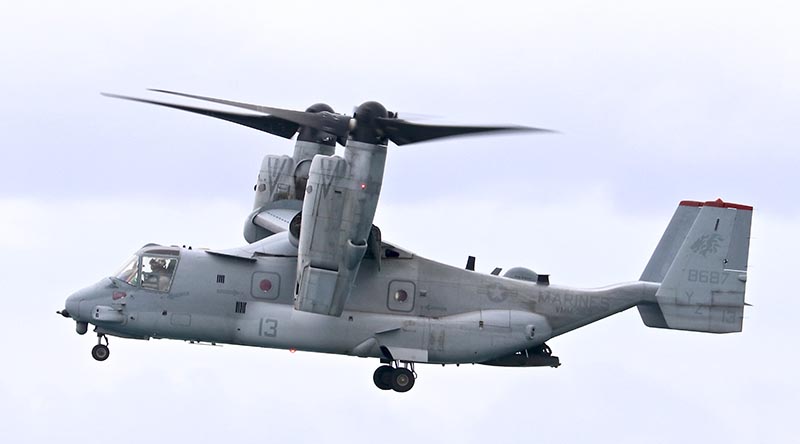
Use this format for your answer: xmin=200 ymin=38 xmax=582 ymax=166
xmin=373 ymin=362 xmax=416 ymax=392
xmin=91 ymin=334 xmax=110 ymax=361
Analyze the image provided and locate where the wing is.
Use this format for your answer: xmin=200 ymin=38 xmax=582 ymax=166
xmin=253 ymin=207 xmax=301 ymax=235
xmin=207 ymin=230 xmax=413 ymax=262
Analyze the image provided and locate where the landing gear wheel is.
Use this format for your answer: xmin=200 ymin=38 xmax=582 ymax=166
xmin=373 ymin=365 xmax=394 ymax=390
xmin=390 ymin=367 xmax=415 ymax=393
xmin=91 ymin=344 xmax=110 ymax=361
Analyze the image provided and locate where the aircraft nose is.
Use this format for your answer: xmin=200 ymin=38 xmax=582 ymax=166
xmin=65 ymin=291 xmax=82 ymax=318
xmin=64 ymin=285 xmax=96 ymax=321
xmin=62 ymin=289 xmax=91 ymax=335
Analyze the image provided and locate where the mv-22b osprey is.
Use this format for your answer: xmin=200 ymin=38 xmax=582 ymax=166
xmin=59 ymin=89 xmax=753 ymax=392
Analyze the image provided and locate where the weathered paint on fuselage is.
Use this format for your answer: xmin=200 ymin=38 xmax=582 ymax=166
xmin=70 ymin=247 xmax=659 ymax=365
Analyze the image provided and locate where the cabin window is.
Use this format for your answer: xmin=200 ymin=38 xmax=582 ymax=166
xmin=394 ymin=289 xmax=408 ymax=302
xmin=251 ymin=272 xmax=281 ymax=300
xmin=387 ymin=280 xmax=415 ymax=312
xmin=141 ymin=255 xmax=178 ymax=292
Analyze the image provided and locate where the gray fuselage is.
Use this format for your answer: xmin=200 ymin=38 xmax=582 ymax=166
xmin=66 ymin=238 xmax=658 ymax=365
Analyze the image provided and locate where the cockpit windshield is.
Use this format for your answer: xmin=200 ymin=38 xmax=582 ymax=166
xmin=115 ymin=256 xmax=140 ymax=285
xmin=113 ymin=248 xmax=180 ymax=292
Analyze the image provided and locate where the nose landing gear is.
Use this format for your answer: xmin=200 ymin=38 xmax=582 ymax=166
xmin=373 ymin=362 xmax=416 ymax=392
xmin=91 ymin=334 xmax=110 ymax=361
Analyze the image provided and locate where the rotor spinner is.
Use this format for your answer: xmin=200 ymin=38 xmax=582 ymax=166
xmin=298 ymin=103 xmax=336 ymax=147
xmin=351 ymin=101 xmax=390 ymax=145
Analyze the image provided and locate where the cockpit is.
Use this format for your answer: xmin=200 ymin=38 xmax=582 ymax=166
xmin=114 ymin=245 xmax=180 ymax=292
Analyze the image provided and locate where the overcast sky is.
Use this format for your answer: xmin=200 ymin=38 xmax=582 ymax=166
xmin=1 ymin=1 xmax=798 ymax=443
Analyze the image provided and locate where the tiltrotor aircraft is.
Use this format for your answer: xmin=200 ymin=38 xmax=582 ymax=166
xmin=59 ymin=89 xmax=753 ymax=392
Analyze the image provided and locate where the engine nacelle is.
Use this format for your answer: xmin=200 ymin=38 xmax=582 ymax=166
xmin=294 ymin=155 xmax=350 ymax=315
xmin=253 ymin=154 xmax=296 ymax=209
xmin=294 ymin=141 xmax=388 ymax=317
xmin=245 ymin=140 xmax=336 ymax=244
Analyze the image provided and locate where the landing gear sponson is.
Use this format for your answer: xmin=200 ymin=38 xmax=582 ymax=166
xmin=371 ymin=343 xmax=561 ymax=391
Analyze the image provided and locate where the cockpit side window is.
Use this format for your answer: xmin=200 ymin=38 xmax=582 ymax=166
xmin=141 ymin=255 xmax=179 ymax=292
xmin=115 ymin=256 xmax=140 ymax=286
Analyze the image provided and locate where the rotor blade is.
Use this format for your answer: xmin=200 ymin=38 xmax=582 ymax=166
xmin=101 ymin=93 xmax=299 ymax=139
xmin=376 ymin=118 xmax=555 ymax=146
xmin=149 ymin=89 xmax=352 ymax=137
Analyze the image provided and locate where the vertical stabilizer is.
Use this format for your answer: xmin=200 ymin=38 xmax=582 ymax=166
xmin=640 ymin=202 xmax=703 ymax=283
xmin=649 ymin=199 xmax=752 ymax=333
xmin=638 ymin=201 xmax=702 ymax=327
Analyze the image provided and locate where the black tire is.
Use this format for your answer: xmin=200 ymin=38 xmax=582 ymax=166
xmin=373 ymin=365 xmax=394 ymax=390
xmin=91 ymin=344 xmax=110 ymax=361
xmin=390 ymin=368 xmax=415 ymax=393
